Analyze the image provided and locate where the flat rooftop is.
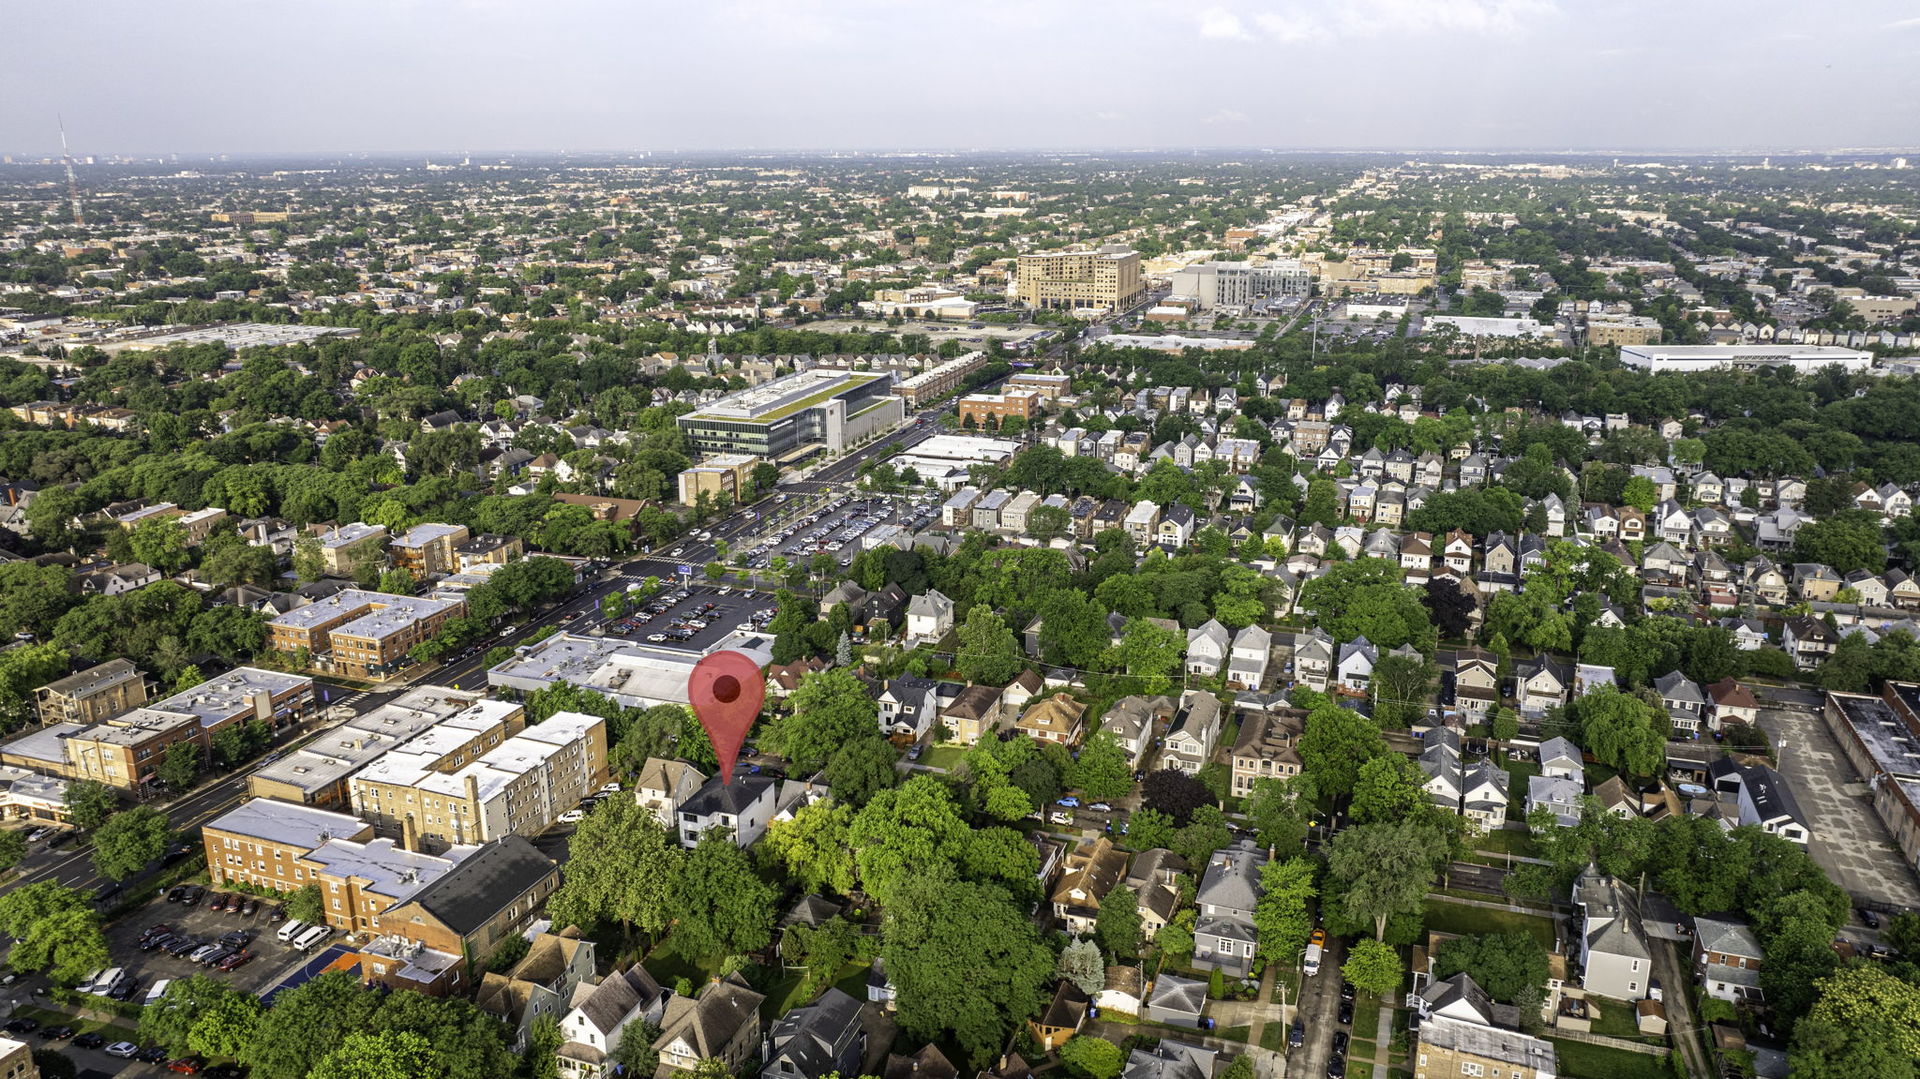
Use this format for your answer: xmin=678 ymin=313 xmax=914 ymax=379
xmin=487 ymin=633 xmax=773 ymax=708
xmin=151 ymin=668 xmax=312 ymax=726
xmin=114 ymin=323 xmax=359 ymax=353
xmin=302 ymin=836 xmax=473 ymax=904
xmin=272 ymin=590 xmax=462 ymax=642
xmin=115 ymin=503 xmax=177 ymax=524
xmin=392 ymin=523 xmax=466 ymax=549
xmin=317 ymin=523 xmax=386 ymax=549
xmin=682 ymin=369 xmax=888 ymax=424
xmin=206 ymin=797 xmax=367 ymax=849
xmin=250 ymin=689 xmax=507 ymax=796
xmin=1 ymin=725 xmax=79 ymax=768
xmin=1831 ymin=693 xmax=1920 ymax=781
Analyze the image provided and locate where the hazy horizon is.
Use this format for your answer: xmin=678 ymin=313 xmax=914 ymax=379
xmin=6 ymin=0 xmax=1919 ymax=157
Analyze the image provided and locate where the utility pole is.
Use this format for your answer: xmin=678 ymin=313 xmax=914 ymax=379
xmin=58 ymin=116 xmax=84 ymax=226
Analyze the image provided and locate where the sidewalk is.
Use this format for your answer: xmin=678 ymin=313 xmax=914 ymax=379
xmin=1369 ymin=995 xmax=1395 ymax=1079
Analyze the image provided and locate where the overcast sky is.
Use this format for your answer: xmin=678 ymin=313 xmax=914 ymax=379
xmin=5 ymin=0 xmax=1918 ymax=156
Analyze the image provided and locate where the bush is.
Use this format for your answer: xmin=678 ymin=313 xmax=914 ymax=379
xmin=1059 ymin=1036 xmax=1123 ymax=1079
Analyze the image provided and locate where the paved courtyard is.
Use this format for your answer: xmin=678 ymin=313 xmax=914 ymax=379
xmin=1765 ymin=705 xmax=1920 ymax=908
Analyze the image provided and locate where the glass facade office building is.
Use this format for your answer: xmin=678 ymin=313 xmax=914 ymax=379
xmin=676 ymin=370 xmax=903 ymax=459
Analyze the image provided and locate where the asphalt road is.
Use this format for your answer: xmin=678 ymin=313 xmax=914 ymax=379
xmin=1293 ymin=936 xmax=1348 ymax=1079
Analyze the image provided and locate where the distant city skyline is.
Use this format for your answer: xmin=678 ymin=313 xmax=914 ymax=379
xmin=5 ymin=0 xmax=1918 ymax=156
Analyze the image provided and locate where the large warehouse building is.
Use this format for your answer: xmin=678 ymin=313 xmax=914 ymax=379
xmin=1619 ymin=344 xmax=1874 ymax=373
xmin=675 ymin=369 xmax=904 ymax=461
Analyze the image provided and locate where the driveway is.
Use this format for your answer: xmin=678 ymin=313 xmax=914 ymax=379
xmin=1764 ymin=705 xmax=1920 ymax=908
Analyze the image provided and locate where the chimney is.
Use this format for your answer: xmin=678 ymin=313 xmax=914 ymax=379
xmin=401 ymin=813 xmax=420 ymax=854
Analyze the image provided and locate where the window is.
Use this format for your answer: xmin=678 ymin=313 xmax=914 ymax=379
xmin=1460 ymin=1065 xmax=1484 ymax=1077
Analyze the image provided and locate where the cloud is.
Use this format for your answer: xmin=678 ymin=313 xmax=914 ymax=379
xmin=1197 ymin=7 xmax=1252 ymax=39
xmin=1246 ymin=0 xmax=1556 ymax=44
xmin=1203 ymin=109 xmax=1250 ymax=125
xmin=1888 ymin=15 xmax=1920 ymax=28
xmin=1094 ymin=111 xmax=1124 ymax=122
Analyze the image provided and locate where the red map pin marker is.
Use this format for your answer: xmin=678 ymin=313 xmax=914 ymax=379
xmin=688 ymin=649 xmax=765 ymax=785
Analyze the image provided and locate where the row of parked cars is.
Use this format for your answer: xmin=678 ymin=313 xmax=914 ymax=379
xmin=139 ymin=923 xmax=257 ymax=973
xmin=0 ymin=1015 xmax=189 ymax=1065
xmin=164 ymin=884 xmax=278 ymax=920
xmin=558 ymin=781 xmax=626 ymax=824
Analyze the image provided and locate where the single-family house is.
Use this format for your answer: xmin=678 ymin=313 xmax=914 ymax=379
xmin=1192 ymin=840 xmax=1267 ymax=976
xmin=1162 ymin=691 xmax=1222 ymax=775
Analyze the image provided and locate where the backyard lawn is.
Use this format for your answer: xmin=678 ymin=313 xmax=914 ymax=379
xmin=1588 ymin=996 xmax=1649 ymax=1039
xmin=1474 ymin=827 xmax=1540 ymax=858
xmin=1422 ymin=899 xmax=1559 ymax=949
xmin=1549 ymin=1038 xmax=1671 ymax=1079
xmin=921 ymin=745 xmax=967 ymax=772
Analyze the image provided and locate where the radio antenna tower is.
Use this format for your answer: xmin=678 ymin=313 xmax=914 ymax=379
xmin=58 ymin=116 xmax=84 ymax=226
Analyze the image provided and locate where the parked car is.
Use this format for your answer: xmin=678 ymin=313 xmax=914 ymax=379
xmin=1338 ymin=999 xmax=1354 ymax=1025
xmin=43 ymin=1026 xmax=75 ymax=1040
xmin=1332 ymin=1031 xmax=1350 ymax=1055
xmin=168 ymin=1058 xmax=206 ymax=1074
xmin=105 ymin=1041 xmax=140 ymax=1058
xmin=240 ymin=897 xmax=258 ymax=917
xmin=1288 ymin=1018 xmax=1305 ymax=1048
xmin=139 ymin=1046 xmax=170 ymax=1062
xmin=74 ymin=1033 xmax=106 ymax=1050
xmin=216 ymin=951 xmax=254 ymax=972
xmin=558 ymin=809 xmax=586 ymax=824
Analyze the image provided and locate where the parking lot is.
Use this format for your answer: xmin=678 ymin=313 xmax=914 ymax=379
xmin=605 ymin=585 xmax=773 ymax=654
xmin=1764 ymin=705 xmax=1920 ymax=909
xmin=751 ymin=494 xmax=936 ymax=569
xmin=104 ymin=887 xmax=319 ymax=1003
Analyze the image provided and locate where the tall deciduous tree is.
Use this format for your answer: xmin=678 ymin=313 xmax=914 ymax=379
xmin=1254 ymin=857 xmax=1317 ymax=966
xmin=308 ymin=1030 xmax=436 ymax=1079
xmin=883 ymin=874 xmax=1053 ymax=1068
xmin=848 ymin=777 xmax=971 ymax=905
xmin=1104 ymin=618 xmax=1184 ymax=692
xmin=548 ymin=797 xmax=683 ymax=938
xmin=90 ymin=806 xmax=172 ymax=881
xmin=64 ymin=780 xmax=117 ymax=831
xmin=672 ymin=830 xmax=776 ymax=960
xmin=1349 ymin=755 xmax=1431 ymax=826
xmin=1325 ymin=820 xmax=1446 ymax=940
xmin=955 ymin=606 xmax=1023 ymax=685
xmin=1431 ymin=933 xmax=1549 ymax=1005
xmin=1096 ymin=885 xmax=1142 ymax=961
xmin=1298 ymin=703 xmax=1388 ymax=801
xmin=1070 ymin=731 xmax=1134 ymax=802
xmin=1574 ymin=686 xmax=1666 ymax=778
xmin=764 ymin=802 xmax=858 ymax=896
xmin=1341 ymin=938 xmax=1405 ymax=998
xmin=773 ymin=668 xmax=878 ymax=771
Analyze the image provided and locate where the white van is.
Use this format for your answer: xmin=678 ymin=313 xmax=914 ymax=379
xmin=144 ymin=979 xmax=172 ymax=1007
xmin=292 ymin=925 xmax=331 ymax=952
xmin=275 ymin=918 xmax=308 ymax=944
xmin=92 ymin=967 xmax=127 ymax=996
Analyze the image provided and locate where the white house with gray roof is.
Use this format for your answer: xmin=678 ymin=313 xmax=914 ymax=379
xmin=1573 ymin=865 xmax=1651 ymax=1000
xmin=1192 ymin=839 xmax=1266 ymax=976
